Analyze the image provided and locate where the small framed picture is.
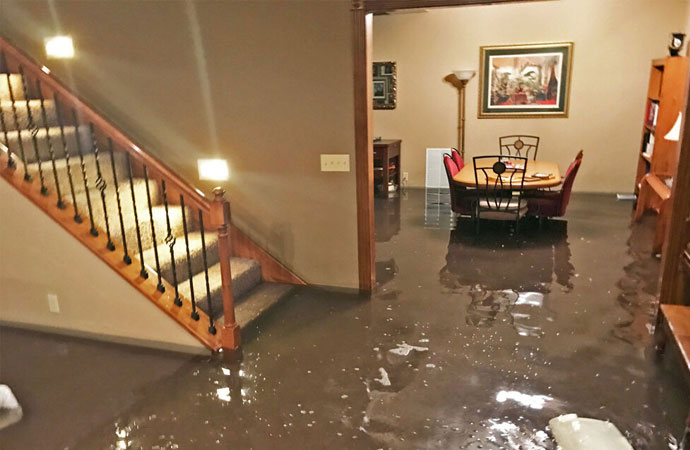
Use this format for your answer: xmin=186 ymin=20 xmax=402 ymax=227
xmin=373 ymin=61 xmax=397 ymax=109
xmin=373 ymin=79 xmax=387 ymax=99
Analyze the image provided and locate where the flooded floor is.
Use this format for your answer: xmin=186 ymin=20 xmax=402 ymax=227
xmin=1 ymin=190 xmax=688 ymax=449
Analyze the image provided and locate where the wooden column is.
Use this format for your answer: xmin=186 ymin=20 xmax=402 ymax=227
xmin=212 ymin=187 xmax=241 ymax=351
xmin=352 ymin=5 xmax=375 ymax=293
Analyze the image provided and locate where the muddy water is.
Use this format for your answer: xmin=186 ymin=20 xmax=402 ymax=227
xmin=1 ymin=191 xmax=687 ymax=449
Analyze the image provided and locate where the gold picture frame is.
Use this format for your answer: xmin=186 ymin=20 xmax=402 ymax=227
xmin=478 ymin=42 xmax=574 ymax=118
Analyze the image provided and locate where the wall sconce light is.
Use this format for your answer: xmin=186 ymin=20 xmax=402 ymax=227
xmin=444 ymin=70 xmax=476 ymax=158
xmin=664 ymin=112 xmax=683 ymax=141
xmin=197 ymin=159 xmax=229 ymax=181
xmin=44 ymin=36 xmax=74 ymax=59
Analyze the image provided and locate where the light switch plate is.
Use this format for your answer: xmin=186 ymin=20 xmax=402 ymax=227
xmin=320 ymin=154 xmax=350 ymax=172
xmin=47 ymin=294 xmax=60 ymax=313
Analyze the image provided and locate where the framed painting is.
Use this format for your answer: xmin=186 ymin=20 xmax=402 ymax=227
xmin=373 ymin=61 xmax=397 ymax=109
xmin=478 ymin=42 xmax=573 ymax=118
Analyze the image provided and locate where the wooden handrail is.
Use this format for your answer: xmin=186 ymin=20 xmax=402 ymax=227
xmin=0 ymin=37 xmax=210 ymax=213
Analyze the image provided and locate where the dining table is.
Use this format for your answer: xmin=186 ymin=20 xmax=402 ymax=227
xmin=453 ymin=159 xmax=562 ymax=189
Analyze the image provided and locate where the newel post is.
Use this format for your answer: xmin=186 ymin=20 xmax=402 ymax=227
xmin=211 ymin=187 xmax=241 ymax=351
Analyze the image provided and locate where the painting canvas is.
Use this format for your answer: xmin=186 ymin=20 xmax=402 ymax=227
xmin=479 ymin=42 xmax=573 ymax=118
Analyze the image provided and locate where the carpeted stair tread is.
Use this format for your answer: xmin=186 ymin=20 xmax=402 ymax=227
xmin=232 ymin=283 xmax=295 ymax=328
xmin=27 ymin=150 xmax=128 ymax=196
xmin=142 ymin=231 xmax=219 ymax=285
xmin=74 ymin=178 xmax=160 ymax=220
xmin=5 ymin=125 xmax=92 ymax=164
xmin=104 ymin=203 xmax=187 ymax=251
xmin=0 ymin=75 xmax=25 ymax=102
xmin=1 ymin=99 xmax=57 ymax=131
xmin=178 ymin=258 xmax=262 ymax=318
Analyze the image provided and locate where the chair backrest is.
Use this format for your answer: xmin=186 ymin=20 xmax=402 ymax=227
xmin=451 ymin=148 xmax=465 ymax=170
xmin=558 ymin=151 xmax=583 ymax=216
xmin=499 ymin=135 xmax=540 ymax=160
xmin=473 ymin=155 xmax=528 ymax=212
xmin=443 ymin=153 xmax=459 ymax=180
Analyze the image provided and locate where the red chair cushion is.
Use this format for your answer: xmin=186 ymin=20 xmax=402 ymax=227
xmin=444 ymin=155 xmax=459 ymax=178
xmin=451 ymin=150 xmax=465 ymax=171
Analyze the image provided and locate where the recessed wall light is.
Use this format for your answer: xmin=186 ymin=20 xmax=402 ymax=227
xmin=41 ymin=65 xmax=51 ymax=74
xmin=44 ymin=36 xmax=74 ymax=59
xmin=197 ymin=159 xmax=229 ymax=181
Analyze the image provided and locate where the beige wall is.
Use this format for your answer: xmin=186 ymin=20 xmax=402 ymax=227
xmin=0 ymin=180 xmax=206 ymax=353
xmin=373 ymin=0 xmax=689 ymax=192
xmin=1 ymin=0 xmax=359 ymax=288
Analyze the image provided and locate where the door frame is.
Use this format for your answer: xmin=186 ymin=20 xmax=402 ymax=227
xmin=351 ymin=0 xmax=551 ymax=293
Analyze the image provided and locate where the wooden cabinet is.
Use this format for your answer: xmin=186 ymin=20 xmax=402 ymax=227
xmin=373 ymin=139 xmax=401 ymax=197
xmin=634 ymin=56 xmax=688 ymax=254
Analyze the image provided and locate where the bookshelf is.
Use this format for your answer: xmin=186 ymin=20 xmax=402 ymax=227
xmin=634 ymin=56 xmax=688 ymax=254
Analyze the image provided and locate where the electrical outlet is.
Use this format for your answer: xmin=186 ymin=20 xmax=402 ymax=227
xmin=402 ymin=172 xmax=409 ymax=182
xmin=320 ymin=154 xmax=350 ymax=172
xmin=47 ymin=294 xmax=60 ymax=313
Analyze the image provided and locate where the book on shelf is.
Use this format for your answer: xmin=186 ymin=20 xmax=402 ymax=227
xmin=643 ymin=132 xmax=655 ymax=158
xmin=646 ymin=101 xmax=659 ymax=127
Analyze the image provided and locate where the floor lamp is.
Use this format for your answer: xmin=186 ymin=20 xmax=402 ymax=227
xmin=444 ymin=70 xmax=476 ymax=159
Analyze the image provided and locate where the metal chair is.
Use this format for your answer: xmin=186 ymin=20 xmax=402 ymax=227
xmin=473 ymin=155 xmax=528 ymax=234
xmin=499 ymin=135 xmax=540 ymax=160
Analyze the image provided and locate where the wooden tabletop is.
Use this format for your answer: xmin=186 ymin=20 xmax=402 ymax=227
xmin=453 ymin=159 xmax=562 ymax=189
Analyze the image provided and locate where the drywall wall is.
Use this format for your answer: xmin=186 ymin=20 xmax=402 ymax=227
xmin=0 ymin=179 xmax=206 ymax=353
xmin=0 ymin=0 xmax=358 ymax=288
xmin=373 ymin=0 xmax=689 ymax=192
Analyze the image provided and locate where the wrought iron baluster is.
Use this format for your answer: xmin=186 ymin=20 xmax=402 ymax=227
xmin=108 ymin=138 xmax=131 ymax=264
xmin=199 ymin=211 xmax=216 ymax=334
xmin=90 ymin=123 xmax=115 ymax=250
xmin=36 ymin=80 xmax=65 ymax=209
xmin=19 ymin=66 xmax=48 ymax=195
xmin=5 ymin=71 xmax=30 ymax=180
xmin=161 ymin=181 xmax=181 ymax=306
xmin=180 ymin=195 xmax=199 ymax=320
xmin=72 ymin=110 xmax=98 ymax=236
xmin=143 ymin=166 xmax=165 ymax=293
xmin=54 ymin=96 xmax=81 ymax=223
xmin=126 ymin=153 xmax=148 ymax=279
xmin=0 ymin=94 xmax=14 ymax=169
xmin=0 ymin=53 xmax=15 ymax=169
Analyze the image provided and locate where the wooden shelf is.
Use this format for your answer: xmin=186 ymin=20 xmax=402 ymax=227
xmin=635 ymin=55 xmax=688 ymax=255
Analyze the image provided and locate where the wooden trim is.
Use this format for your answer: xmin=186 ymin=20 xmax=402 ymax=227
xmin=0 ymin=37 xmax=210 ymax=214
xmin=0 ymin=153 xmax=223 ymax=351
xmin=660 ymin=67 xmax=690 ymax=303
xmin=230 ymin=224 xmax=306 ymax=285
xmin=353 ymin=9 xmax=375 ymax=293
xmin=362 ymin=0 xmax=550 ymax=13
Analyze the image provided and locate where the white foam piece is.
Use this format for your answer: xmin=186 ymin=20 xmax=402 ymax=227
xmin=0 ymin=384 xmax=23 ymax=430
xmin=549 ymin=414 xmax=633 ymax=450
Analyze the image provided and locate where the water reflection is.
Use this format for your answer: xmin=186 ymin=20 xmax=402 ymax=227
xmin=424 ymin=188 xmax=457 ymax=229
xmin=440 ymin=219 xmax=574 ymax=293
xmin=614 ymin=217 xmax=660 ymax=347
xmin=375 ymin=195 xmax=401 ymax=242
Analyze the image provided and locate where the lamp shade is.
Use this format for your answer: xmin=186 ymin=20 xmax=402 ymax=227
xmin=664 ymin=112 xmax=683 ymax=142
xmin=453 ymin=70 xmax=476 ymax=81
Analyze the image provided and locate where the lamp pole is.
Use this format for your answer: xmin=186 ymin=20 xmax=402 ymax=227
xmin=445 ymin=71 xmax=476 ymax=160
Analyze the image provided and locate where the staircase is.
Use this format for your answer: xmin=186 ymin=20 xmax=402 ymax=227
xmin=0 ymin=38 xmax=303 ymax=352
